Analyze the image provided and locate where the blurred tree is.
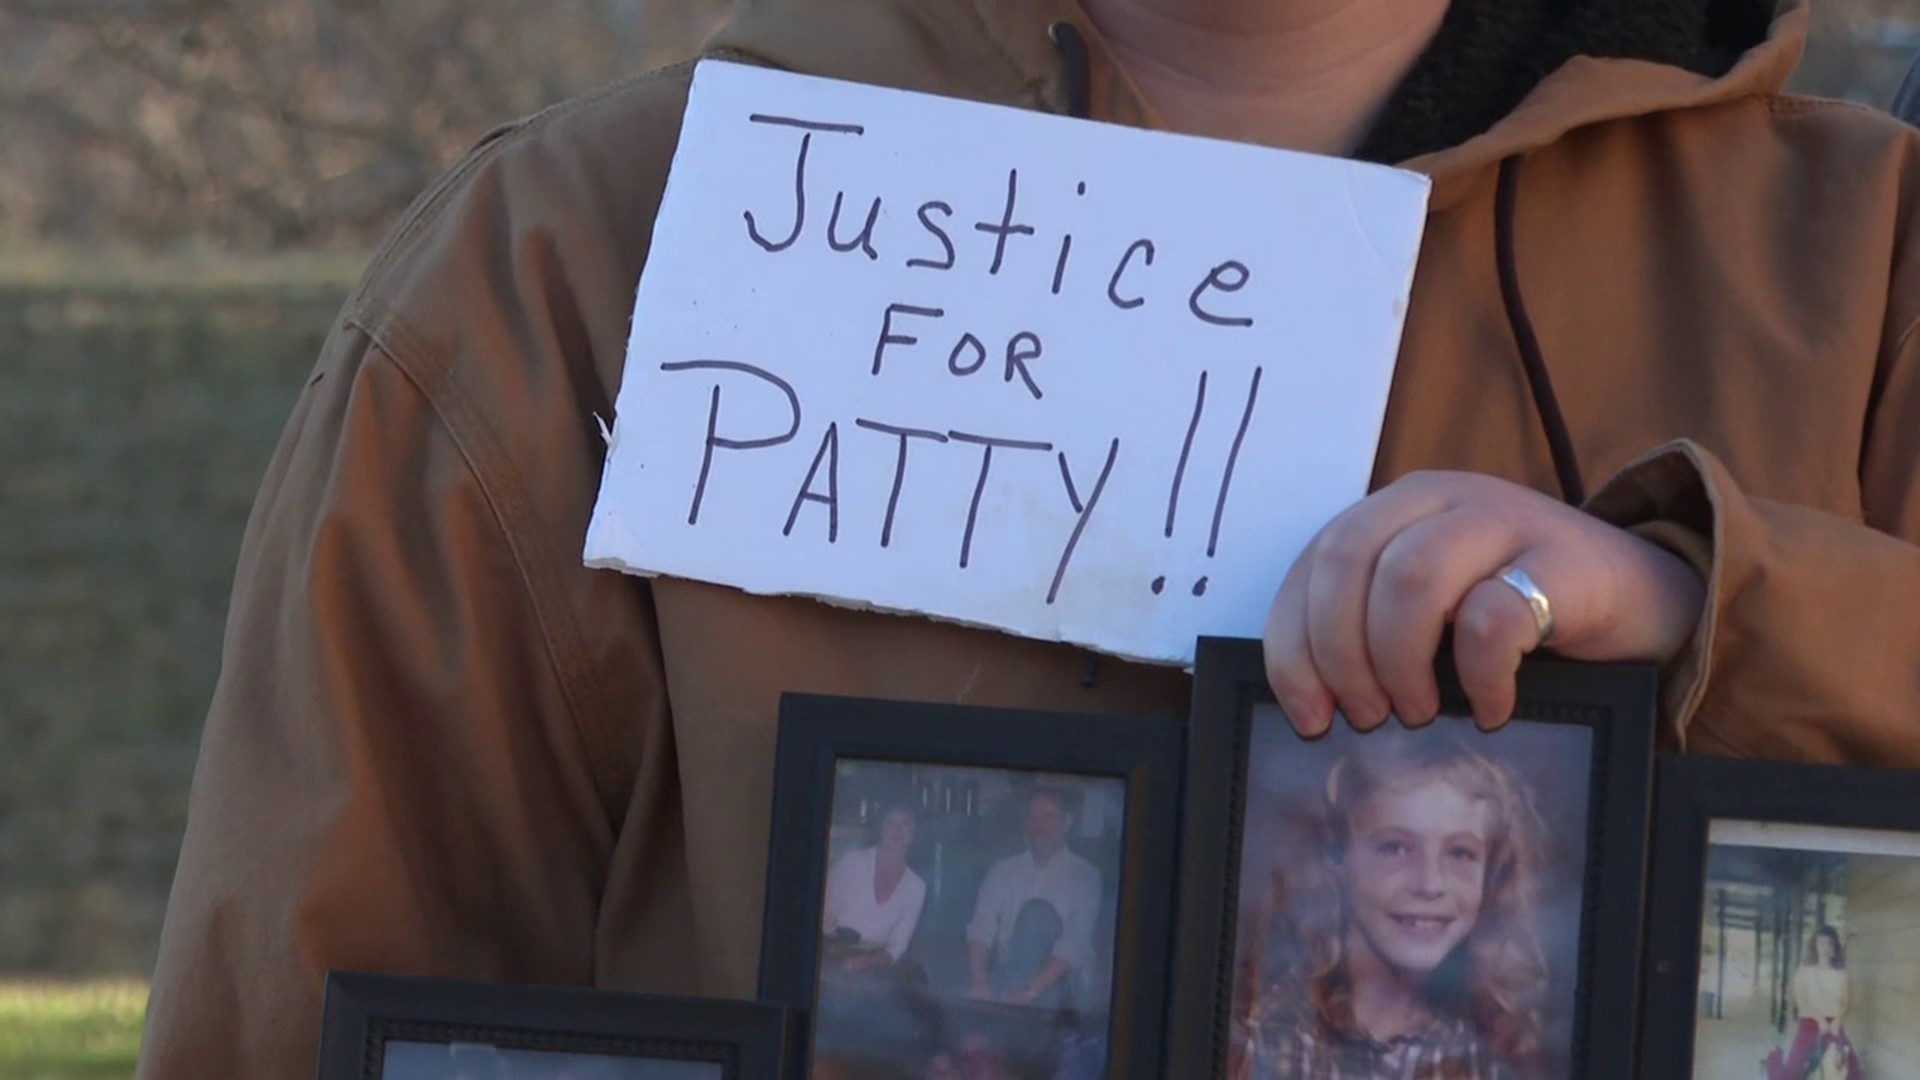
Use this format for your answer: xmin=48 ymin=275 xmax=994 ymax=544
xmin=1789 ymin=0 xmax=1918 ymax=106
xmin=0 ymin=0 xmax=1910 ymax=252
xmin=0 ymin=0 xmax=732 ymax=249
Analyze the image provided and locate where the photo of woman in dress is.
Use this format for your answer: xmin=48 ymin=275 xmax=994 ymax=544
xmin=1766 ymin=926 xmax=1861 ymax=1080
xmin=1689 ymin=819 xmax=1920 ymax=1080
xmin=1229 ymin=725 xmax=1567 ymax=1080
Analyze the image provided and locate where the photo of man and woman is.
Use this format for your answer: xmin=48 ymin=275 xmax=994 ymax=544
xmin=381 ymin=1042 xmax=721 ymax=1080
xmin=807 ymin=758 xmax=1126 ymax=1079
xmin=1226 ymin=711 xmax=1593 ymax=1080
xmin=1690 ymin=820 xmax=1920 ymax=1080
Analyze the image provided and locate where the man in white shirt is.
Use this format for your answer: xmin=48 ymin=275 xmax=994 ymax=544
xmin=964 ymin=789 xmax=1104 ymax=1010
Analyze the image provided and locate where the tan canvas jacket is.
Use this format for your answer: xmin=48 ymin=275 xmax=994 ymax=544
xmin=140 ymin=0 xmax=1920 ymax=1074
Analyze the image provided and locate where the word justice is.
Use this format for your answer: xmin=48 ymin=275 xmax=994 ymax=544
xmin=737 ymin=113 xmax=1260 ymax=331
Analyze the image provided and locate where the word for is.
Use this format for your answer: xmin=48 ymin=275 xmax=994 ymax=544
xmin=869 ymin=304 xmax=1046 ymax=401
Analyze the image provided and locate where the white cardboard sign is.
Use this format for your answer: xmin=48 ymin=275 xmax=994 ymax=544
xmin=585 ymin=60 xmax=1430 ymax=666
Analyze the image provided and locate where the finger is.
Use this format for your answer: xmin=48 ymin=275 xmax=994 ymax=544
xmin=1451 ymin=570 xmax=1548 ymax=729
xmin=1265 ymin=556 xmax=1335 ymax=737
xmin=1364 ymin=509 xmax=1519 ymax=728
xmin=1302 ymin=489 xmax=1452 ymax=731
xmin=1397 ymin=707 xmax=1441 ymax=731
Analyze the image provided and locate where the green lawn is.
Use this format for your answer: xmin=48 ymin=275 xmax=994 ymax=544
xmin=0 ymin=981 xmax=147 ymax=1079
xmin=0 ymin=275 xmax=347 ymax=978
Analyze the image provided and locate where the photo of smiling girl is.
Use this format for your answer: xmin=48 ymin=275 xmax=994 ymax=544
xmin=1227 ymin=719 xmax=1591 ymax=1080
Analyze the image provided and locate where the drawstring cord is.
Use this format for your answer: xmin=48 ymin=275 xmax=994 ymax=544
xmin=1048 ymin=22 xmax=1093 ymax=121
xmin=1496 ymin=154 xmax=1585 ymax=506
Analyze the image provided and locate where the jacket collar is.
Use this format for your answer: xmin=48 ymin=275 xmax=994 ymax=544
xmin=705 ymin=0 xmax=1808 ymax=207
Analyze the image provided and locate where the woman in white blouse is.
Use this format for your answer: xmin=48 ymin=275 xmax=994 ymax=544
xmin=821 ymin=802 xmax=927 ymax=972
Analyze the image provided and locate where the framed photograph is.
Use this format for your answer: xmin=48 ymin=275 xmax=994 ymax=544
xmin=315 ymin=971 xmax=791 ymax=1079
xmin=757 ymin=693 xmax=1185 ymax=1079
xmin=1641 ymin=754 xmax=1920 ymax=1080
xmin=1169 ymin=637 xmax=1657 ymax=1080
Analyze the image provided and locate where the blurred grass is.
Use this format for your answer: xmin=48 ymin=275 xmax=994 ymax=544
xmin=0 ymin=271 xmax=349 ymax=978
xmin=0 ymin=980 xmax=147 ymax=1079
xmin=0 ymin=248 xmax=367 ymax=290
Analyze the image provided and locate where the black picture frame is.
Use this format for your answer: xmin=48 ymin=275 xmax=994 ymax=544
xmin=1639 ymin=754 xmax=1920 ymax=1078
xmin=757 ymin=692 xmax=1185 ymax=1079
xmin=315 ymin=971 xmax=791 ymax=1079
xmin=1168 ymin=636 xmax=1657 ymax=1080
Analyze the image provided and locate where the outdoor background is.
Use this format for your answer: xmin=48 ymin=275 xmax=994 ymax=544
xmin=1 ymin=1 xmax=1914 ymax=1075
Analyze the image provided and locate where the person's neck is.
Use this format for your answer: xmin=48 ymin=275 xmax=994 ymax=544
xmin=1081 ymin=0 xmax=1450 ymax=155
xmin=1031 ymin=843 xmax=1062 ymax=866
xmin=1342 ymin=926 xmax=1434 ymax=1041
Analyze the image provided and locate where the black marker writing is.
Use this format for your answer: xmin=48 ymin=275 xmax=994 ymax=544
xmin=743 ymin=134 xmax=1260 ymax=334
xmin=659 ymin=360 xmax=801 ymax=525
xmin=1107 ymin=239 xmax=1155 ymax=309
xmin=1003 ymin=331 xmax=1043 ymax=401
xmin=1056 ymin=452 xmax=1084 ymax=514
xmin=828 ymin=192 xmax=882 ymax=261
xmin=948 ymin=332 xmax=988 ymax=376
xmin=1165 ymin=370 xmax=1208 ymax=537
xmin=1154 ymin=366 xmax=1257 ymax=596
xmin=1207 ymin=365 xmax=1264 ymax=557
xmin=1050 ymin=181 xmax=1088 ymax=295
xmin=1189 ymin=260 xmax=1255 ymax=328
xmin=872 ymin=303 xmax=944 ymax=376
xmin=907 ymin=201 xmax=956 ymax=271
xmin=948 ymin=430 xmax=1053 ymax=569
xmin=745 ymin=113 xmax=865 ymax=134
xmin=855 ymin=419 xmax=948 ymax=548
xmin=783 ymin=421 xmax=841 ymax=542
xmin=744 ymin=132 xmax=811 ymax=252
xmin=1048 ymin=438 xmax=1120 ymax=604
xmin=973 ymin=168 xmax=1035 ymax=275
xmin=742 ymin=113 xmax=864 ymax=253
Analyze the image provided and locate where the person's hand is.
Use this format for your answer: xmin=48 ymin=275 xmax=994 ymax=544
xmin=967 ymin=978 xmax=994 ymax=1001
xmin=1001 ymin=985 xmax=1037 ymax=1006
xmin=1264 ymin=471 xmax=1705 ymax=732
xmin=843 ymin=952 xmax=889 ymax=973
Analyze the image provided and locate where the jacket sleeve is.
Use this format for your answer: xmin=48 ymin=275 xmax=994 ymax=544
xmin=1585 ymin=314 xmax=1920 ymax=765
xmin=135 ymin=319 xmax=662 ymax=1076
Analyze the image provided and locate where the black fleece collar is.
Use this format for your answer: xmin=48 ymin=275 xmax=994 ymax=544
xmin=1356 ymin=0 xmax=1779 ymax=163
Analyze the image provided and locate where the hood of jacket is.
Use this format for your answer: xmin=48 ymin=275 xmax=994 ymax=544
xmin=707 ymin=0 xmax=1809 ymax=206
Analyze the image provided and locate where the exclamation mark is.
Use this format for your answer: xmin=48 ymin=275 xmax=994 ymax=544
xmin=1195 ymin=365 xmax=1265 ymax=597
xmin=1153 ymin=369 xmax=1209 ymax=596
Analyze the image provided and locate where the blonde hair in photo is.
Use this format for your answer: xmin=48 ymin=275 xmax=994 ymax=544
xmin=1234 ymin=727 xmax=1553 ymax=1076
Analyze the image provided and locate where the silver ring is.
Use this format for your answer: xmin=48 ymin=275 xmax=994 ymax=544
xmin=1494 ymin=565 xmax=1555 ymax=649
